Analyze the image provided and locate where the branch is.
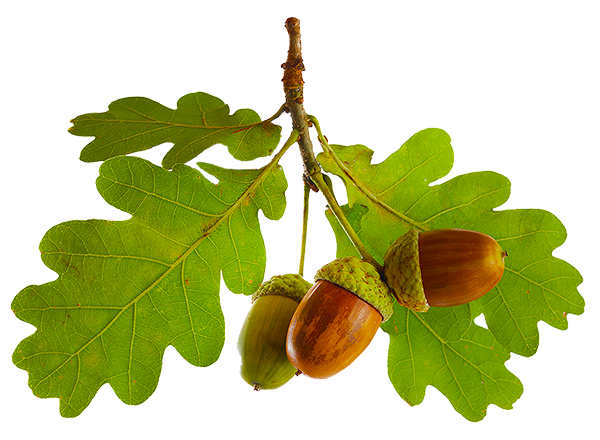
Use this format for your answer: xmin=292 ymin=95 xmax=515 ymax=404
xmin=281 ymin=18 xmax=383 ymax=273
xmin=282 ymin=17 xmax=319 ymax=189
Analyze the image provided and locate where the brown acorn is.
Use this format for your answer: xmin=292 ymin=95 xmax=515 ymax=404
xmin=286 ymin=256 xmax=394 ymax=379
xmin=383 ymin=228 xmax=506 ymax=312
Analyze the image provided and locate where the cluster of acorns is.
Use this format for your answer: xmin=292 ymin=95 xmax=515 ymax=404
xmin=238 ymin=228 xmax=507 ymax=390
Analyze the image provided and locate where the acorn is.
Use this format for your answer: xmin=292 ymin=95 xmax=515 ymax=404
xmin=286 ymin=256 xmax=394 ymax=379
xmin=238 ymin=274 xmax=312 ymax=390
xmin=383 ymin=228 xmax=507 ymax=312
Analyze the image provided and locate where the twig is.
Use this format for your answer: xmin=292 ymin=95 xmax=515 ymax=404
xmin=282 ymin=17 xmax=319 ymax=190
xmin=281 ymin=18 xmax=383 ymax=272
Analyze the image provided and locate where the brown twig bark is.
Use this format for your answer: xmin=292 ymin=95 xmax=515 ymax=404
xmin=282 ymin=17 xmax=319 ymax=191
xmin=281 ymin=18 xmax=383 ymax=272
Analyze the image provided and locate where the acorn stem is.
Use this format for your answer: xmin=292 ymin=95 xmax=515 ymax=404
xmin=310 ymin=172 xmax=384 ymax=273
xmin=299 ymin=180 xmax=310 ymax=277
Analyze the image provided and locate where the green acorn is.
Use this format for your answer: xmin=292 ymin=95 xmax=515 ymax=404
xmin=238 ymin=274 xmax=312 ymax=390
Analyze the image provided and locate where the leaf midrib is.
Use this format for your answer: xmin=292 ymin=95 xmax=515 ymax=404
xmin=74 ymin=115 xmax=268 ymax=133
xmin=74 ymin=113 xmax=272 ymax=161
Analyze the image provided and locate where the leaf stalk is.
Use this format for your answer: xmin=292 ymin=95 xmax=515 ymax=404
xmin=310 ymin=114 xmax=429 ymax=232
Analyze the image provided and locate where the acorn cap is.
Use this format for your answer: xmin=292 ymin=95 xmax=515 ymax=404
xmin=315 ymin=256 xmax=394 ymax=322
xmin=252 ymin=274 xmax=312 ymax=304
xmin=383 ymin=229 xmax=429 ymax=313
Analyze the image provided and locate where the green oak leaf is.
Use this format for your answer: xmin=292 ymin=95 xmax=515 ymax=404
xmin=318 ymin=128 xmax=584 ymax=355
xmin=12 ymin=155 xmax=287 ymax=417
xmin=69 ymin=92 xmax=282 ymax=168
xmin=319 ymin=128 xmax=583 ymax=419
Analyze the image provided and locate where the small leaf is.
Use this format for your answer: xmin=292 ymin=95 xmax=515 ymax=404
xmin=70 ymin=92 xmax=282 ymax=168
xmin=12 ymin=155 xmax=287 ymax=417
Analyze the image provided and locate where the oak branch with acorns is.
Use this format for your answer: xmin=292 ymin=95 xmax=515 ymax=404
xmin=11 ymin=17 xmax=583 ymax=421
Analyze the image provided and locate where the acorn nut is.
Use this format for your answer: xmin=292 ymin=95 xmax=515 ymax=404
xmin=383 ymin=228 xmax=507 ymax=312
xmin=238 ymin=274 xmax=312 ymax=390
xmin=286 ymin=256 xmax=394 ymax=379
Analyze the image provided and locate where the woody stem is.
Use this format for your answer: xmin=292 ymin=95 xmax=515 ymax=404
xmin=282 ymin=17 xmax=383 ymax=273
